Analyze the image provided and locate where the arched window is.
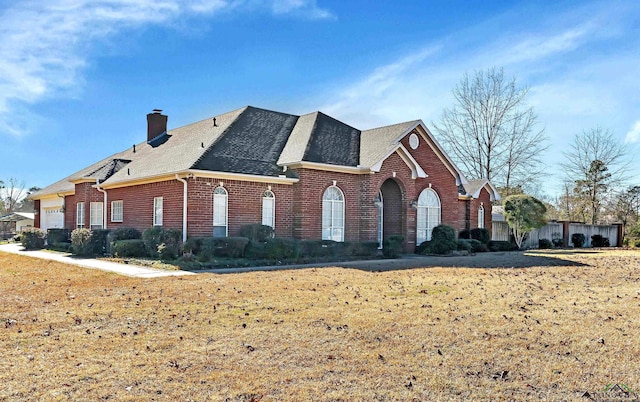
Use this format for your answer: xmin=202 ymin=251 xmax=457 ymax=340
xmin=322 ymin=186 xmax=344 ymax=242
xmin=262 ymin=190 xmax=275 ymax=229
xmin=478 ymin=204 xmax=485 ymax=229
xmin=213 ymin=186 xmax=228 ymax=237
xmin=416 ymin=188 xmax=441 ymax=244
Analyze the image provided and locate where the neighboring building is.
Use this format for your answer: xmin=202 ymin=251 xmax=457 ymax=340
xmin=30 ymin=106 xmax=499 ymax=251
xmin=0 ymin=212 xmax=35 ymax=239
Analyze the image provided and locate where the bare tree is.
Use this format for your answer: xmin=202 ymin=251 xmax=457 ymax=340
xmin=0 ymin=178 xmax=27 ymax=215
xmin=432 ymin=67 xmax=547 ymax=196
xmin=560 ymin=127 xmax=630 ymax=224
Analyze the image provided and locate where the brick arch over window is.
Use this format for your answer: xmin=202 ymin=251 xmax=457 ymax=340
xmin=322 ymin=186 xmax=344 ymax=242
xmin=416 ymin=188 xmax=441 ymax=244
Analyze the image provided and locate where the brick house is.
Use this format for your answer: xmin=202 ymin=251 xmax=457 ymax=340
xmin=31 ymin=106 xmax=499 ymax=251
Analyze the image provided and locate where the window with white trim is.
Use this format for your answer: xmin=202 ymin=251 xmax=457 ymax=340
xmin=322 ymin=186 xmax=344 ymax=242
xmin=153 ymin=197 xmax=163 ymax=226
xmin=478 ymin=204 xmax=485 ymax=229
xmin=213 ymin=187 xmax=228 ymax=237
xmin=90 ymin=202 xmax=103 ymax=230
xmin=76 ymin=202 xmax=85 ymax=229
xmin=262 ymin=190 xmax=275 ymax=229
xmin=416 ymin=188 xmax=441 ymax=244
xmin=111 ymin=200 xmax=123 ymax=222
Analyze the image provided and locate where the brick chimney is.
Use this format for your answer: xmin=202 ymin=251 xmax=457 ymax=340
xmin=147 ymin=109 xmax=167 ymax=142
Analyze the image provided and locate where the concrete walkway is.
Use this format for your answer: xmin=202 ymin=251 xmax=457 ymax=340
xmin=0 ymin=243 xmax=195 ymax=278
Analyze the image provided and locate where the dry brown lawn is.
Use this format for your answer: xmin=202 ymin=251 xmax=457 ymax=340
xmin=1 ymin=249 xmax=640 ymax=401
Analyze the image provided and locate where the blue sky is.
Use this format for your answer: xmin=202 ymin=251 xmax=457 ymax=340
xmin=1 ymin=0 xmax=639 ymax=198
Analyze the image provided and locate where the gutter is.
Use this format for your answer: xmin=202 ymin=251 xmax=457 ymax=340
xmin=95 ymin=179 xmax=108 ymax=229
xmin=175 ymin=174 xmax=188 ymax=243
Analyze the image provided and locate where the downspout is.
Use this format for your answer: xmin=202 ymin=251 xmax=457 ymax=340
xmin=175 ymin=174 xmax=188 ymax=243
xmin=95 ymin=179 xmax=108 ymax=229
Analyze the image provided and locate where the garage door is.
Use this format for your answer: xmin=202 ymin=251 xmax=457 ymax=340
xmin=42 ymin=207 xmax=64 ymax=230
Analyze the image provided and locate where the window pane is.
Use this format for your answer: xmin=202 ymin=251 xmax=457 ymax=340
xmin=154 ymin=197 xmax=163 ymax=226
xmin=90 ymin=202 xmax=103 ymax=229
xmin=213 ymin=226 xmax=226 ymax=238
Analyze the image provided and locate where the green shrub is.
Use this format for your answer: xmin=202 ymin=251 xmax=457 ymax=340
xmin=21 ymin=228 xmax=46 ymax=250
xmin=239 ymin=224 xmax=274 ymax=242
xmin=49 ymin=242 xmax=72 ymax=252
xmin=107 ymin=228 xmax=141 ymax=254
xmin=344 ymin=241 xmax=379 ymax=257
xmin=458 ymin=229 xmax=470 ymax=239
xmin=263 ymin=238 xmax=298 ymax=260
xmin=195 ymin=237 xmax=250 ymax=261
xmin=459 ymin=238 xmax=489 ymax=253
xmin=571 ymin=233 xmax=585 ymax=248
xmin=634 ymin=238 xmax=640 ymax=248
xmin=112 ymin=239 xmax=148 ymax=257
xmin=142 ymin=227 xmax=182 ymax=259
xmin=298 ymin=240 xmax=339 ymax=257
xmin=456 ymin=239 xmax=472 ymax=252
xmin=538 ymin=238 xmax=553 ymax=249
xmin=416 ymin=241 xmax=430 ymax=255
xmin=425 ymin=225 xmax=457 ymax=255
xmin=590 ymin=234 xmax=610 ymax=247
xmin=90 ymin=229 xmax=111 ymax=256
xmin=488 ymin=240 xmax=515 ymax=252
xmin=47 ymin=228 xmax=70 ymax=244
xmin=183 ymin=237 xmax=204 ymax=255
xmin=383 ymin=235 xmax=404 ymax=258
xmin=71 ymin=228 xmax=93 ymax=256
xmin=470 ymin=228 xmax=490 ymax=245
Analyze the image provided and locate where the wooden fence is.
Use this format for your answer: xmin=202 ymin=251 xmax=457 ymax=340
xmin=492 ymin=221 xmax=622 ymax=248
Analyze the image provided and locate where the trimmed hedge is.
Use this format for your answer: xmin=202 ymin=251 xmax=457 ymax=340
xmin=142 ymin=227 xmax=182 ymax=259
xmin=459 ymin=238 xmax=489 ymax=253
xmin=470 ymin=228 xmax=490 ymax=245
xmin=571 ymin=233 xmax=585 ymax=248
xmin=383 ymin=235 xmax=404 ymax=258
xmin=424 ymin=225 xmax=457 ymax=255
xmin=538 ymin=238 xmax=553 ymax=249
xmin=488 ymin=240 xmax=515 ymax=252
xmin=239 ymin=224 xmax=274 ymax=242
xmin=107 ymin=228 xmax=141 ymax=254
xmin=112 ymin=239 xmax=148 ymax=257
xmin=47 ymin=228 xmax=70 ymax=244
xmin=591 ymin=234 xmax=610 ymax=247
xmin=21 ymin=228 xmax=46 ymax=250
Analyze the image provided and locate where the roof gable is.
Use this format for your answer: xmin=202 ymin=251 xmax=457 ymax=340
xmin=303 ymin=112 xmax=360 ymax=166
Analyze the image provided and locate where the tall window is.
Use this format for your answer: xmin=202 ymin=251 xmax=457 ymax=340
xmin=213 ymin=187 xmax=228 ymax=237
xmin=262 ymin=190 xmax=275 ymax=229
xmin=416 ymin=188 xmax=441 ymax=244
xmin=478 ymin=205 xmax=485 ymax=229
xmin=153 ymin=197 xmax=163 ymax=226
xmin=111 ymin=200 xmax=123 ymax=223
xmin=90 ymin=202 xmax=103 ymax=230
xmin=76 ymin=202 xmax=85 ymax=229
xmin=322 ymin=186 xmax=344 ymax=242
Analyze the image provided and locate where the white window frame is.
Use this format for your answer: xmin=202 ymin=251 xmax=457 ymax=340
xmin=111 ymin=200 xmax=123 ymax=223
xmin=90 ymin=202 xmax=104 ymax=230
xmin=478 ymin=204 xmax=485 ymax=229
xmin=262 ymin=190 xmax=275 ymax=229
xmin=322 ymin=186 xmax=345 ymax=242
xmin=416 ymin=188 xmax=441 ymax=244
xmin=76 ymin=202 xmax=85 ymax=229
xmin=213 ymin=187 xmax=228 ymax=237
xmin=153 ymin=197 xmax=163 ymax=226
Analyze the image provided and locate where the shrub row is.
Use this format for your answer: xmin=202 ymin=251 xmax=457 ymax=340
xmin=418 ymin=225 xmax=515 ymax=255
xmin=184 ymin=237 xmax=381 ymax=262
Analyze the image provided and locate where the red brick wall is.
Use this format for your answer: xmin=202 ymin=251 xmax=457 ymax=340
xmin=64 ymin=194 xmax=76 ymax=229
xmin=470 ymin=187 xmax=493 ymax=236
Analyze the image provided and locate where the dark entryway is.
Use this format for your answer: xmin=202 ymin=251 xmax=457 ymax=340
xmin=379 ymin=179 xmax=404 ymax=247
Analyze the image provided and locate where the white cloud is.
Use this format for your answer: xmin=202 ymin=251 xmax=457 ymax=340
xmin=625 ymin=121 xmax=640 ymax=143
xmin=0 ymin=0 xmax=333 ymax=137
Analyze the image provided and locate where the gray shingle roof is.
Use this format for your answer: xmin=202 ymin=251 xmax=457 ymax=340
xmin=192 ymin=106 xmax=298 ymax=176
xmin=32 ymin=105 xmax=486 ymax=199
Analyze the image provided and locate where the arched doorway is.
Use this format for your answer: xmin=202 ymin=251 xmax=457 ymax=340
xmin=379 ymin=179 xmax=403 ymax=247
